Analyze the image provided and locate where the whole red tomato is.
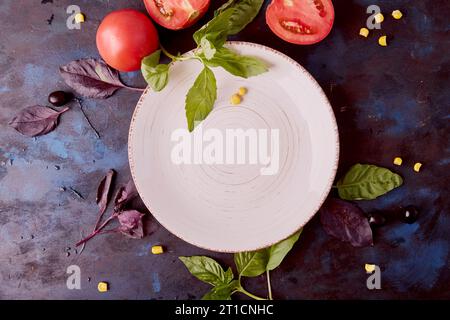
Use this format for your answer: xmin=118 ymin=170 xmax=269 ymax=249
xmin=143 ymin=0 xmax=210 ymax=30
xmin=96 ymin=9 xmax=159 ymax=72
xmin=266 ymin=0 xmax=334 ymax=45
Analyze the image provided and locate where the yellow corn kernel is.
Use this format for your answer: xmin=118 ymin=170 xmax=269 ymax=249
xmin=75 ymin=13 xmax=85 ymax=24
xmin=151 ymin=245 xmax=164 ymax=255
xmin=393 ymin=157 xmax=403 ymax=166
xmin=230 ymin=94 xmax=242 ymax=105
xmin=374 ymin=13 xmax=384 ymax=24
xmin=378 ymin=35 xmax=388 ymax=46
xmin=359 ymin=27 xmax=369 ymax=38
xmin=413 ymin=162 xmax=422 ymax=172
xmin=365 ymin=264 xmax=376 ymax=273
xmin=392 ymin=10 xmax=403 ymax=20
xmin=97 ymin=282 xmax=108 ymax=292
xmin=238 ymin=87 xmax=248 ymax=96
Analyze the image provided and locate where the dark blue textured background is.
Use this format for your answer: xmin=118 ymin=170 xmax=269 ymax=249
xmin=0 ymin=0 xmax=448 ymax=299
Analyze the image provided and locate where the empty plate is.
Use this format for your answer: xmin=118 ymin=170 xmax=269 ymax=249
xmin=129 ymin=42 xmax=339 ymax=252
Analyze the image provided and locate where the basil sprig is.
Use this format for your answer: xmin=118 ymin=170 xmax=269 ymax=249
xmin=180 ymin=230 xmax=302 ymax=300
xmin=141 ymin=0 xmax=267 ymax=131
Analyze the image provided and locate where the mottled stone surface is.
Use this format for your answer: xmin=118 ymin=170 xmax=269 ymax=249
xmin=0 ymin=0 xmax=448 ymax=299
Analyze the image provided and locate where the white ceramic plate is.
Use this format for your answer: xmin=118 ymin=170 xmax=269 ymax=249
xmin=129 ymin=42 xmax=339 ymax=252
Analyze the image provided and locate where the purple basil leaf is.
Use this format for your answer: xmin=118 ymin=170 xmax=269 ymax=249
xmin=9 ymin=105 xmax=69 ymax=137
xmin=96 ymin=169 xmax=116 ymax=215
xmin=114 ymin=179 xmax=139 ymax=212
xmin=117 ymin=210 xmax=145 ymax=239
xmin=320 ymin=198 xmax=373 ymax=247
xmin=59 ymin=58 xmax=125 ymax=99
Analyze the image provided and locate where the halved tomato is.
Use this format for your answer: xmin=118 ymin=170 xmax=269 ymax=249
xmin=143 ymin=0 xmax=210 ymax=30
xmin=266 ymin=0 xmax=335 ymax=45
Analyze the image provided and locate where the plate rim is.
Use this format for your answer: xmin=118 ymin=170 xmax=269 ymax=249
xmin=128 ymin=41 xmax=340 ymax=252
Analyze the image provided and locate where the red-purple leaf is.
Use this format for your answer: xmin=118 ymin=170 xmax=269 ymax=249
xmin=320 ymin=198 xmax=373 ymax=247
xmin=117 ymin=210 xmax=145 ymax=239
xmin=59 ymin=58 xmax=125 ymax=99
xmin=96 ymin=169 xmax=116 ymax=216
xmin=9 ymin=105 xmax=69 ymax=137
xmin=114 ymin=179 xmax=139 ymax=212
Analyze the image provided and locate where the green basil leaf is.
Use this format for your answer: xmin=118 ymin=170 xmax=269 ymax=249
xmin=179 ymin=256 xmax=232 ymax=286
xmin=235 ymin=231 xmax=302 ymax=278
xmin=201 ymin=280 xmax=239 ymax=300
xmin=224 ymin=267 xmax=234 ymax=284
xmin=142 ymin=64 xmax=169 ymax=92
xmin=141 ymin=50 xmax=169 ymax=92
xmin=224 ymin=0 xmax=265 ymax=35
xmin=214 ymin=0 xmax=237 ymax=16
xmin=193 ymin=8 xmax=234 ymax=46
xmin=337 ymin=164 xmax=403 ymax=200
xmin=234 ymin=250 xmax=269 ymax=277
xmin=142 ymin=49 xmax=161 ymax=68
xmin=200 ymin=37 xmax=217 ymax=60
xmin=201 ymin=46 xmax=268 ymax=78
xmin=266 ymin=230 xmax=302 ymax=271
xmin=194 ymin=0 xmax=263 ymax=46
xmin=185 ymin=66 xmax=217 ymax=132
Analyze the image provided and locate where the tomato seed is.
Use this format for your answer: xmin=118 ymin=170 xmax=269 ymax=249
xmin=154 ymin=0 xmax=174 ymax=17
xmin=280 ymin=20 xmax=313 ymax=35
